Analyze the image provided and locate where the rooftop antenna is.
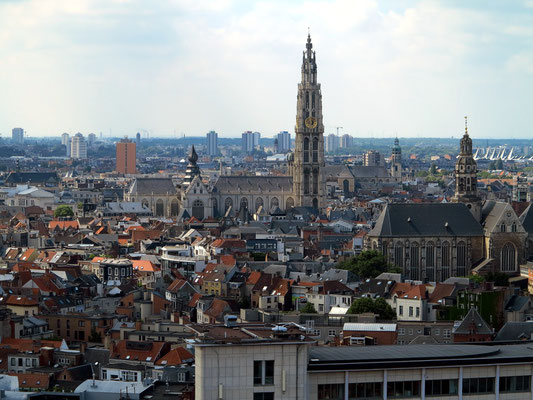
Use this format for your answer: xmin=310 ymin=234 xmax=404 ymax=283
xmin=464 ymin=115 xmax=468 ymax=135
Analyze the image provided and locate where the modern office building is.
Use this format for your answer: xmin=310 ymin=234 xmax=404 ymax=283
xmin=116 ymin=138 xmax=136 ymax=174
xmin=242 ymin=131 xmax=260 ymax=153
xmin=206 ymin=130 xmax=218 ymax=156
xmin=340 ymin=133 xmax=353 ymax=148
xmin=61 ymin=133 xmax=71 ymax=157
xmin=11 ymin=128 xmax=24 ymax=144
xmin=88 ymin=132 xmax=96 ymax=147
xmin=136 ymin=132 xmax=141 ymax=145
xmin=326 ymin=134 xmax=339 ymax=153
xmin=363 ymin=150 xmax=384 ymax=167
xmin=276 ymin=131 xmax=291 ymax=153
xmin=71 ymin=133 xmax=87 ymax=159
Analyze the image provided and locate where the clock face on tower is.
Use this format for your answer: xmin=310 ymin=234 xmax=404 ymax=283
xmin=304 ymin=116 xmax=318 ymax=129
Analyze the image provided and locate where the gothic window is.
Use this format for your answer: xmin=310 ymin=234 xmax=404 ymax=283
xmin=286 ymin=197 xmax=294 ymax=210
xmin=512 ymin=222 xmax=517 ymax=232
xmin=255 ymin=197 xmax=264 ymax=212
xmin=410 ymin=242 xmax=420 ymax=280
xmin=425 ymin=242 xmax=435 ymax=267
xmin=170 ymin=199 xmax=179 ymax=216
xmin=394 ymin=242 xmax=404 ymax=269
xmin=343 ymin=180 xmax=349 ymax=195
xmin=192 ymin=199 xmax=204 ymax=220
xmin=442 ymin=241 xmax=451 ymax=280
xmin=304 ymin=171 xmax=310 ymax=194
xmin=442 ymin=241 xmax=450 ymax=267
xmin=457 ymin=241 xmax=466 ymax=267
xmin=312 ymin=197 xmax=318 ymax=209
xmin=155 ymin=199 xmax=164 ymax=217
xmin=500 ymin=224 xmax=506 ymax=232
xmin=501 ymin=242 xmax=516 ymax=272
xmin=270 ymin=197 xmax=279 ymax=209
xmin=312 ymin=138 xmax=319 ymax=163
xmin=142 ymin=198 xmax=149 ymax=208
xmin=212 ymin=198 xmax=218 ymax=216
xmin=239 ymin=197 xmax=248 ymax=210
xmin=312 ymin=170 xmax=318 ymax=194
xmin=225 ymin=197 xmax=233 ymax=212
xmin=312 ymin=92 xmax=315 ymax=110
xmin=304 ymin=138 xmax=310 ymax=162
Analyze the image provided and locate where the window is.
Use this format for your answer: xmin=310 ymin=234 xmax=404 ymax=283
xmin=434 ymin=328 xmax=440 ymax=335
xmin=394 ymin=243 xmax=404 ymax=268
xmin=443 ymin=329 xmax=451 ymax=339
xmin=328 ymin=330 xmax=336 ymax=336
xmin=387 ymin=380 xmax=420 ymax=398
xmin=254 ymin=360 xmax=274 ymax=385
xmin=409 ymin=307 xmax=413 ymax=317
xmin=10 ymin=358 xmax=15 ymax=366
xmin=398 ymin=328 xmax=405 ymax=336
xmin=318 ymin=304 xmax=324 ymax=312
xmin=408 ymin=329 xmax=413 ymax=335
xmin=78 ymin=321 xmax=85 ymax=327
xmin=399 ymin=305 xmax=403 ymax=315
xmin=501 ymin=224 xmax=506 ymax=232
xmin=348 ymin=382 xmax=382 ymax=399
xmin=101 ymin=370 xmax=107 ymax=380
xmin=500 ymin=376 xmax=531 ymax=393
xmin=253 ymin=393 xmax=274 ymax=400
xmin=318 ymin=384 xmax=344 ymax=400
xmin=501 ymin=242 xmax=517 ymax=272
xmin=462 ymin=377 xmax=494 ymax=395
xmin=512 ymin=223 xmax=517 ymax=232
xmin=26 ymin=359 xmax=31 ymax=367
xmin=425 ymin=379 xmax=458 ymax=396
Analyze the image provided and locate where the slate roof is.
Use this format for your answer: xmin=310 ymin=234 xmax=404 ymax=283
xmin=520 ymin=203 xmax=533 ymax=234
xmin=369 ymin=203 xmax=483 ymax=237
xmin=482 ymin=201 xmax=511 ymax=233
xmin=349 ymin=165 xmax=390 ymax=178
xmin=504 ymin=294 xmax=530 ymax=312
xmin=104 ymin=202 xmax=152 ymax=214
xmin=5 ymin=172 xmax=59 ymax=185
xmin=213 ymin=176 xmax=292 ymax=193
xmin=453 ymin=307 xmax=492 ymax=335
xmin=129 ymin=178 xmax=176 ymax=195
xmin=494 ymin=321 xmax=533 ymax=341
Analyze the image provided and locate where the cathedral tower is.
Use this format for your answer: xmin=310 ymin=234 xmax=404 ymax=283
xmin=391 ymin=137 xmax=402 ymax=180
xmin=452 ymin=117 xmax=482 ymax=221
xmin=292 ymin=33 xmax=325 ymax=209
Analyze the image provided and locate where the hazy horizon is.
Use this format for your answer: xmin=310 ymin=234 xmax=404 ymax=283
xmin=1 ymin=0 xmax=533 ymax=139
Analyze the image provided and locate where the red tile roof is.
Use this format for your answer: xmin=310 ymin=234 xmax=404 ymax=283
xmin=154 ymin=347 xmax=194 ymax=366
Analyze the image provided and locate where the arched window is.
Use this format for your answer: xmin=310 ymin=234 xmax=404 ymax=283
xmin=224 ymin=197 xmax=233 ymax=212
xmin=394 ymin=242 xmax=404 ymax=269
xmin=212 ymin=198 xmax=218 ymax=216
xmin=192 ymin=199 xmax=204 ymax=220
xmin=442 ymin=241 xmax=451 ymax=280
xmin=457 ymin=241 xmax=467 ymax=277
xmin=255 ymin=197 xmax=264 ymax=212
xmin=512 ymin=222 xmax=517 ymax=232
xmin=170 ymin=199 xmax=179 ymax=216
xmin=285 ymin=197 xmax=294 ymax=210
xmin=239 ymin=197 xmax=248 ymax=210
xmin=501 ymin=242 xmax=516 ymax=272
xmin=312 ymin=138 xmax=319 ymax=163
xmin=410 ymin=242 xmax=420 ymax=280
xmin=312 ymin=170 xmax=318 ymax=194
xmin=270 ymin=197 xmax=279 ymax=210
xmin=425 ymin=242 xmax=435 ymax=282
xmin=304 ymin=138 xmax=309 ymax=163
xmin=500 ymin=224 xmax=506 ymax=232
xmin=343 ymin=180 xmax=349 ymax=195
xmin=304 ymin=171 xmax=310 ymax=194
xmin=155 ymin=199 xmax=164 ymax=217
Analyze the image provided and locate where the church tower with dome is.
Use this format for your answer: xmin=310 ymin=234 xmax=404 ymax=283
xmin=452 ymin=117 xmax=482 ymax=222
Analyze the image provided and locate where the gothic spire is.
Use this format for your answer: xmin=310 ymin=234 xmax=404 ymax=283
xmin=301 ymin=32 xmax=317 ymax=84
xmin=460 ymin=116 xmax=472 ymax=155
xmin=189 ymin=144 xmax=198 ymax=164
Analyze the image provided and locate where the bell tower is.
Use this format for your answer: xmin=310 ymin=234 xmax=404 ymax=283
xmin=452 ymin=117 xmax=482 ymax=221
xmin=292 ymin=33 xmax=325 ymax=210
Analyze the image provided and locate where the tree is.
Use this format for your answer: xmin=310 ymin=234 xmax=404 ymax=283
xmin=54 ymin=205 xmax=74 ymax=218
xmin=88 ymin=329 xmax=102 ymax=343
xmin=495 ymin=159 xmax=503 ymax=170
xmin=337 ymin=250 xmax=392 ymax=279
xmin=348 ymin=297 xmax=395 ymax=320
xmin=429 ymin=163 xmax=437 ymax=175
xmin=300 ymin=302 xmax=317 ymax=313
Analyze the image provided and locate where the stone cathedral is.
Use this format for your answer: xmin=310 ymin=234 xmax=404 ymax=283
xmin=172 ymin=34 xmax=327 ymax=220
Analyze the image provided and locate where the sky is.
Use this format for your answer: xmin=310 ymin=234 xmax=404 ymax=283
xmin=1 ymin=0 xmax=533 ymax=139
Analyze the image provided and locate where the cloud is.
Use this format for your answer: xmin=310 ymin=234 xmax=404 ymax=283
xmin=0 ymin=0 xmax=532 ymax=138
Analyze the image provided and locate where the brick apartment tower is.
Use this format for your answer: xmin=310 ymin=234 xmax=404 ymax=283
xmin=116 ymin=138 xmax=136 ymax=174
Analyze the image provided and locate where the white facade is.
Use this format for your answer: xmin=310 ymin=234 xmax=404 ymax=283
xmin=71 ymin=133 xmax=88 ymax=159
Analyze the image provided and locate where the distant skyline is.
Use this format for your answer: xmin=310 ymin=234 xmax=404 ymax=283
xmin=1 ymin=0 xmax=533 ymax=139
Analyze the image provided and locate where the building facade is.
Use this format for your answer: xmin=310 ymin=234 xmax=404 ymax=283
xmin=71 ymin=133 xmax=88 ymax=159
xmin=116 ymin=138 xmax=136 ymax=175
xmin=12 ymin=128 xmax=24 ymax=144
xmin=206 ymin=130 xmax=218 ymax=157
